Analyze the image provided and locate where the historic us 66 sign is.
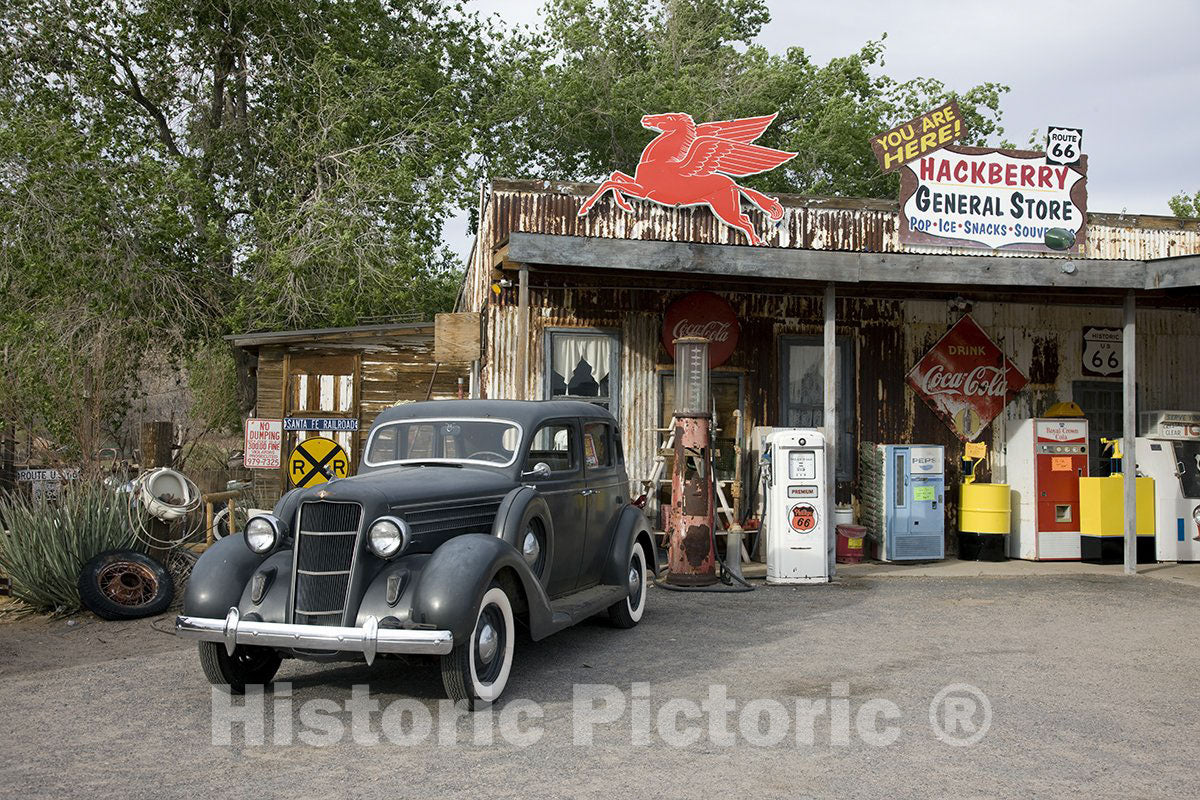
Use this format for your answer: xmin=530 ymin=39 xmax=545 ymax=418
xmin=1082 ymin=326 xmax=1122 ymax=377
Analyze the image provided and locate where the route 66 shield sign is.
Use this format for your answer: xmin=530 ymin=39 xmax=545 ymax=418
xmin=1082 ymin=326 xmax=1122 ymax=377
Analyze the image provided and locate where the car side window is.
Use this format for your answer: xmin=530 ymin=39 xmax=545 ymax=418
xmin=526 ymin=423 xmax=577 ymax=473
xmin=583 ymin=422 xmax=613 ymax=469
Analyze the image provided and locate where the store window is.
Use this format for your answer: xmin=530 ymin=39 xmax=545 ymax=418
xmin=1073 ymin=380 xmax=1125 ymax=476
xmin=779 ymin=336 xmax=854 ymax=482
xmin=545 ymin=330 xmax=619 ymax=410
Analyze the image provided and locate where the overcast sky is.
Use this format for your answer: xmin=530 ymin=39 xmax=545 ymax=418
xmin=445 ymin=0 xmax=1199 ymax=258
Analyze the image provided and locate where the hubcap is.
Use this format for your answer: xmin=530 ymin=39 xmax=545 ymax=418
xmin=522 ymin=529 xmax=541 ymax=566
xmin=477 ymin=622 xmax=498 ymax=664
xmin=628 ymin=566 xmax=640 ymax=592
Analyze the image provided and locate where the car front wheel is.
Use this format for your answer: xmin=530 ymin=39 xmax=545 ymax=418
xmin=608 ymin=541 xmax=648 ymax=628
xmin=198 ymin=641 xmax=282 ymax=694
xmin=441 ymin=582 xmax=515 ymax=710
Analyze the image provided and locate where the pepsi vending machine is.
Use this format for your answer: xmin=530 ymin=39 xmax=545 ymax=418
xmin=860 ymin=444 xmax=946 ymax=561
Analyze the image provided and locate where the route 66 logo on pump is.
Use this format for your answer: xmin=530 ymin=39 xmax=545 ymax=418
xmin=1082 ymin=326 xmax=1122 ymax=377
xmin=790 ymin=503 xmax=818 ymax=533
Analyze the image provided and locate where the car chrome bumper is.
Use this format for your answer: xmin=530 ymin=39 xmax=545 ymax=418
xmin=175 ymin=607 xmax=453 ymax=664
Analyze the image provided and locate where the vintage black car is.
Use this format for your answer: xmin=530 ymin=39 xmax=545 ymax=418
xmin=176 ymin=400 xmax=655 ymax=707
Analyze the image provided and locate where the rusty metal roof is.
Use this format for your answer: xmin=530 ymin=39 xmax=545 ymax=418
xmin=485 ymin=177 xmax=1200 ymax=262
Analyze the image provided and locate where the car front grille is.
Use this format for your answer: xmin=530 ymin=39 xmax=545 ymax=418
xmin=405 ymin=499 xmax=503 ymax=548
xmin=293 ymin=501 xmax=362 ymax=626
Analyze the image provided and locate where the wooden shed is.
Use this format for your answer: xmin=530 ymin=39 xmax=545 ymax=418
xmin=229 ymin=321 xmax=473 ymax=500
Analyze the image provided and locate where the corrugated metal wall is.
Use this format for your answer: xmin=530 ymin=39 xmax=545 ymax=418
xmin=464 ymin=180 xmax=1200 ymax=529
xmin=474 ymin=179 xmax=1200 ymax=267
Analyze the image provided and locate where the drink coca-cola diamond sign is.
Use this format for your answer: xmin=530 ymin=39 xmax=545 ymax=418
xmin=662 ymin=291 xmax=739 ymax=366
xmin=906 ymin=315 xmax=1028 ymax=441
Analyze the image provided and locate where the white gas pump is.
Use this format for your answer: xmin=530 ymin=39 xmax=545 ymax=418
xmin=1135 ymin=411 xmax=1200 ymax=562
xmin=764 ymin=429 xmax=830 ymax=584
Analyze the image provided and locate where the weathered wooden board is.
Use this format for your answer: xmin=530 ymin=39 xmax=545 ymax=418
xmin=435 ymin=312 xmax=482 ymax=362
xmin=1145 ymin=254 xmax=1200 ymax=289
xmin=507 ymin=232 xmax=1150 ymax=291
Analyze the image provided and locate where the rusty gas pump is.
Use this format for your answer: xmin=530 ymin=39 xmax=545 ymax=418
xmin=665 ymin=337 xmax=718 ymax=586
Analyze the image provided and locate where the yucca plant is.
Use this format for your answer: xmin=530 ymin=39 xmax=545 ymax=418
xmin=0 ymin=481 xmax=139 ymax=614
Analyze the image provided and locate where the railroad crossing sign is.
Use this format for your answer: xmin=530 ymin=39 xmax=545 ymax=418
xmin=289 ymin=437 xmax=349 ymax=487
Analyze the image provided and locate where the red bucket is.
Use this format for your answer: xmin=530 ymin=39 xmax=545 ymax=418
xmin=836 ymin=524 xmax=867 ymax=564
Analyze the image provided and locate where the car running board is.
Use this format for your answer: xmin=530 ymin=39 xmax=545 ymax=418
xmin=546 ymin=584 xmax=627 ymax=632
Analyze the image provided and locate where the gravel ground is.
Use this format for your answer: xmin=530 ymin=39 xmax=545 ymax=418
xmin=1 ymin=574 xmax=1197 ymax=799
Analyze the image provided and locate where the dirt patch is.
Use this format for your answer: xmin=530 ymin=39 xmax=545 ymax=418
xmin=0 ymin=605 xmax=189 ymax=678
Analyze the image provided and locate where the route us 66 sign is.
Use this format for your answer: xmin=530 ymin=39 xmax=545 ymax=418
xmin=1046 ymin=126 xmax=1083 ymax=167
xmin=1082 ymin=326 xmax=1122 ymax=377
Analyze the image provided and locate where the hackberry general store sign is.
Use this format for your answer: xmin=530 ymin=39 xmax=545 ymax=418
xmin=898 ymin=144 xmax=1088 ymax=254
xmin=906 ymin=315 xmax=1028 ymax=442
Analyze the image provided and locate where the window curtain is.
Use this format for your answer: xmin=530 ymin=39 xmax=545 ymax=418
xmin=552 ymin=335 xmax=611 ymax=383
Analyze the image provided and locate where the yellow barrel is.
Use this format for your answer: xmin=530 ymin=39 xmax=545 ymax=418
xmin=959 ymin=483 xmax=1012 ymax=534
xmin=1080 ymin=475 xmax=1155 ymax=536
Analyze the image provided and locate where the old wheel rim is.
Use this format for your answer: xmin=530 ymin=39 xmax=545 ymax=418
xmin=522 ymin=523 xmax=545 ymax=577
xmin=97 ymin=561 xmax=159 ymax=607
xmin=474 ymin=604 xmax=506 ymax=684
xmin=628 ymin=560 xmax=644 ymax=609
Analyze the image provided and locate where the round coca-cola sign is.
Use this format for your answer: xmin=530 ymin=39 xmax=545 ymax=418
xmin=662 ymin=291 xmax=740 ymax=366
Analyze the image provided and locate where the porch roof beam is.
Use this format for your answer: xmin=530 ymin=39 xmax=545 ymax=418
xmin=1145 ymin=254 xmax=1200 ymax=289
xmin=506 ymin=232 xmax=1156 ymax=291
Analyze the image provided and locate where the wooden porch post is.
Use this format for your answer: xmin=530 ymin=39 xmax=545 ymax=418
xmin=824 ymin=283 xmax=837 ymax=576
xmin=1122 ymin=291 xmax=1137 ymax=575
xmin=517 ymin=265 xmax=530 ymax=400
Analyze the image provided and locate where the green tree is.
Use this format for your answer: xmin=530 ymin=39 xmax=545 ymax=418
xmin=1169 ymin=190 xmax=1200 ymax=218
xmin=0 ymin=0 xmax=506 ymax=455
xmin=491 ymin=0 xmax=1010 ymax=199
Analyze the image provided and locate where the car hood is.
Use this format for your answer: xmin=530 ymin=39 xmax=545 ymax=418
xmin=292 ymin=464 xmax=515 ymax=510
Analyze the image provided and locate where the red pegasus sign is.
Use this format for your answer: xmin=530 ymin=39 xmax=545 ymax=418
xmin=578 ymin=112 xmax=797 ymax=245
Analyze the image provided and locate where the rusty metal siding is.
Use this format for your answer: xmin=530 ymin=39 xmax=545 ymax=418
xmin=889 ymin=301 xmax=1200 ymax=483
xmin=467 ymin=180 xmax=1200 ymax=515
xmin=484 ymin=283 xmax=1198 ymax=497
xmin=479 ymin=179 xmax=1200 ymax=264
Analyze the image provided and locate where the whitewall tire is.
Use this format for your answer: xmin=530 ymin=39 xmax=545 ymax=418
xmin=608 ymin=541 xmax=647 ymax=628
xmin=441 ymin=583 xmax=515 ymax=709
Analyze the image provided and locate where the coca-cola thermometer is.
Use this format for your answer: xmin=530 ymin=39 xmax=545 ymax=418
xmin=906 ymin=314 xmax=1028 ymax=442
xmin=662 ymin=291 xmax=740 ymax=366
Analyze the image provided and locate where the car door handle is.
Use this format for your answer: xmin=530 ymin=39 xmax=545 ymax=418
xmin=579 ymin=488 xmax=596 ymax=496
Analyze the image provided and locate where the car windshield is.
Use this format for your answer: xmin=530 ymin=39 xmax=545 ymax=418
xmin=365 ymin=419 xmax=521 ymax=467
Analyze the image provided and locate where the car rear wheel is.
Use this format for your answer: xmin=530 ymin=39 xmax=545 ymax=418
xmin=198 ymin=641 xmax=282 ymax=695
xmin=608 ymin=541 xmax=647 ymax=628
xmin=521 ymin=518 xmax=547 ymax=580
xmin=441 ymin=583 xmax=515 ymax=710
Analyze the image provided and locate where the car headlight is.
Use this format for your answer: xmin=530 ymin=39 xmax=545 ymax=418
xmin=245 ymin=515 xmax=281 ymax=554
xmin=368 ymin=516 xmax=409 ymax=559
xmin=1193 ymin=505 xmax=1200 ymax=526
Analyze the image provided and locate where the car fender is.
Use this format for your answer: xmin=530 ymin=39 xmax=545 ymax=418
xmin=183 ymin=534 xmax=269 ymax=618
xmin=491 ymin=486 xmax=555 ymax=590
xmin=603 ymin=505 xmax=658 ymax=588
xmin=407 ymin=533 xmax=555 ymax=642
